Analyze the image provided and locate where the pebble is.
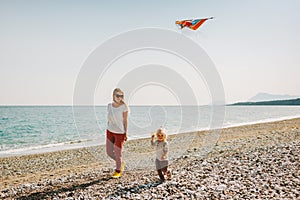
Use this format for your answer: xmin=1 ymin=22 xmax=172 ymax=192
xmin=216 ymin=184 xmax=227 ymax=191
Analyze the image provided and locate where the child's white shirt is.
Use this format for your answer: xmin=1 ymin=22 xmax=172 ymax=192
xmin=152 ymin=140 xmax=168 ymax=161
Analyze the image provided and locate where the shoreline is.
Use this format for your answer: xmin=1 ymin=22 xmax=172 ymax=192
xmin=1 ymin=115 xmax=300 ymax=158
xmin=221 ymin=114 xmax=300 ymax=129
xmin=1 ymin=117 xmax=299 ymax=199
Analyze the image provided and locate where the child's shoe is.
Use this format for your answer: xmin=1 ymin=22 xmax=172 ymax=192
xmin=158 ymin=178 xmax=165 ymax=183
xmin=166 ymin=170 xmax=172 ymax=180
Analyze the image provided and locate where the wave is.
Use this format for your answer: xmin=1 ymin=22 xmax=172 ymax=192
xmin=0 ymin=139 xmax=91 ymax=158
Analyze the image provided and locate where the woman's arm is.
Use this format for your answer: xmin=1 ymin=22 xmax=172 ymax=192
xmin=123 ymin=111 xmax=128 ymax=141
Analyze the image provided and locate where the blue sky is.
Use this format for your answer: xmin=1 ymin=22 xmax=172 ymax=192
xmin=0 ymin=0 xmax=299 ymax=105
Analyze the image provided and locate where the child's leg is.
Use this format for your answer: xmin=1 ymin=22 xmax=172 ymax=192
xmin=106 ymin=130 xmax=116 ymax=160
xmin=161 ymin=161 xmax=171 ymax=179
xmin=161 ymin=160 xmax=169 ymax=173
xmin=113 ymin=133 xmax=126 ymax=172
xmin=155 ymin=159 xmax=165 ymax=180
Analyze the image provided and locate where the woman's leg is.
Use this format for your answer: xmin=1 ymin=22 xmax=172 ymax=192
xmin=106 ymin=130 xmax=115 ymax=160
xmin=113 ymin=133 xmax=125 ymax=172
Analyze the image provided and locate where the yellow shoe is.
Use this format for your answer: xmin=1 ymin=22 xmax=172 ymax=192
xmin=121 ymin=161 xmax=126 ymax=172
xmin=111 ymin=171 xmax=121 ymax=178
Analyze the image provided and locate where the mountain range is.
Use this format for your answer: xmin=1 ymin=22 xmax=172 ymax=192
xmin=230 ymin=98 xmax=300 ymax=106
xmin=248 ymin=93 xmax=299 ymax=102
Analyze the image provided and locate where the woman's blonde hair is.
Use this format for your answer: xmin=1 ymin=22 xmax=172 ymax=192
xmin=113 ymin=88 xmax=125 ymax=104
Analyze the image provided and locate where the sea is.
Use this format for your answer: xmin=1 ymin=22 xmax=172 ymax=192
xmin=1 ymin=105 xmax=300 ymax=157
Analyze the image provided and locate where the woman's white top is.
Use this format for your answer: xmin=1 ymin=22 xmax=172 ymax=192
xmin=107 ymin=103 xmax=128 ymax=134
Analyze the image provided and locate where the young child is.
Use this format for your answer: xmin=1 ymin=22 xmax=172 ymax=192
xmin=151 ymin=128 xmax=171 ymax=181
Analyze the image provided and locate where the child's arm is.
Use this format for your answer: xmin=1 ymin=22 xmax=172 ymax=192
xmin=161 ymin=152 xmax=167 ymax=160
xmin=161 ymin=142 xmax=168 ymax=160
xmin=151 ymin=133 xmax=155 ymax=146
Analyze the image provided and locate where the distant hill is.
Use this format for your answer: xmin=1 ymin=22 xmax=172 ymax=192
xmin=230 ymin=98 xmax=300 ymax=106
xmin=248 ymin=93 xmax=299 ymax=102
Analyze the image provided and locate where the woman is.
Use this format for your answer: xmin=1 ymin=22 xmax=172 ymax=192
xmin=106 ymin=88 xmax=128 ymax=178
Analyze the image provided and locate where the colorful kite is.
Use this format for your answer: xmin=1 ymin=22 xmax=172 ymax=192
xmin=176 ymin=17 xmax=214 ymax=30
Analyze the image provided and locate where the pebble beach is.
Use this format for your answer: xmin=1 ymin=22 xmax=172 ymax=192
xmin=1 ymin=118 xmax=300 ymax=199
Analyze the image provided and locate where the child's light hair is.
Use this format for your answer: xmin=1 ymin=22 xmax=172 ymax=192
xmin=156 ymin=127 xmax=167 ymax=142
